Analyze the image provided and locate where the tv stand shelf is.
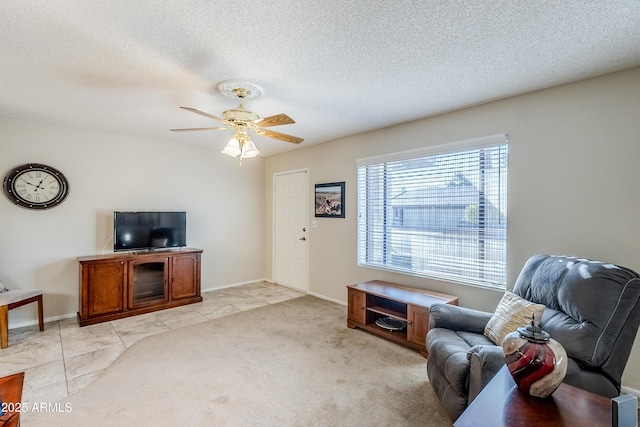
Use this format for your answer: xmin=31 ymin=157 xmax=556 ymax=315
xmin=347 ymin=281 xmax=458 ymax=357
xmin=368 ymin=305 xmax=404 ymax=319
xmin=77 ymin=248 xmax=202 ymax=326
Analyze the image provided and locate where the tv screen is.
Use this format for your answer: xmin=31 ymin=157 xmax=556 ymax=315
xmin=114 ymin=211 xmax=186 ymax=252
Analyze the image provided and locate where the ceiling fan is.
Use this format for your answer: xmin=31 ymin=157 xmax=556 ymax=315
xmin=170 ymin=80 xmax=303 ymax=162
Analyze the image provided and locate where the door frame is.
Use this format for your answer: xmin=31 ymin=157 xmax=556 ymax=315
xmin=272 ymin=168 xmax=309 ymax=292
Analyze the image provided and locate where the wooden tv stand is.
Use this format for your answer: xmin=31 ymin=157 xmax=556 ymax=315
xmin=347 ymin=280 xmax=458 ymax=357
xmin=77 ymin=248 xmax=202 ymax=326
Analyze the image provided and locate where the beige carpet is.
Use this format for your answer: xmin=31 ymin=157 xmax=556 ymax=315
xmin=25 ymin=296 xmax=450 ymax=427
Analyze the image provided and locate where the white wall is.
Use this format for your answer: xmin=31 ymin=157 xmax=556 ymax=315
xmin=264 ymin=67 xmax=640 ymax=391
xmin=0 ymin=117 xmax=265 ymax=324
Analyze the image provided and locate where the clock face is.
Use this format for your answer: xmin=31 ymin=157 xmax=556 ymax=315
xmin=3 ymin=163 xmax=69 ymax=209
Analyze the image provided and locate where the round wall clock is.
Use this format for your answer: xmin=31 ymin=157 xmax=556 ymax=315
xmin=3 ymin=163 xmax=70 ymax=210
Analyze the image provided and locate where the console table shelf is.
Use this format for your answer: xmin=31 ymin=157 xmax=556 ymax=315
xmin=77 ymin=248 xmax=202 ymax=326
xmin=347 ymin=280 xmax=458 ymax=357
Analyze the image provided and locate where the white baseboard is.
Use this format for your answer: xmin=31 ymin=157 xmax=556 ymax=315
xmin=307 ymin=291 xmax=346 ymax=306
xmin=201 ymin=277 xmax=272 ymax=293
xmin=9 ymin=312 xmax=76 ymax=330
xmin=207 ymin=280 xmax=347 ymax=308
xmin=214 ymin=280 xmax=347 ymax=308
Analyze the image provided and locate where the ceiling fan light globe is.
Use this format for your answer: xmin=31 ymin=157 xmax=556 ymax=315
xmin=221 ymin=137 xmax=242 ymax=157
xmin=241 ymin=139 xmax=260 ymax=158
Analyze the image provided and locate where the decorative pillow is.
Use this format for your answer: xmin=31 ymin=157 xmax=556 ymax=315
xmin=484 ymin=291 xmax=545 ymax=345
xmin=0 ymin=281 xmax=8 ymax=293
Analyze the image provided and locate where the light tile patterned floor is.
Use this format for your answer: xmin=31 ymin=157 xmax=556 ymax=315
xmin=0 ymin=282 xmax=304 ymax=406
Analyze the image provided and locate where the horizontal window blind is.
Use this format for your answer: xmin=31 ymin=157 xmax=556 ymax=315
xmin=357 ymin=134 xmax=508 ymax=289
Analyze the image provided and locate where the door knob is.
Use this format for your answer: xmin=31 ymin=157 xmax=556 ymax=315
xmin=299 ymin=237 xmax=306 ymax=241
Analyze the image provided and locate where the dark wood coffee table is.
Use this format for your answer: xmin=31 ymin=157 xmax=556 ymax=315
xmin=454 ymin=365 xmax=634 ymax=427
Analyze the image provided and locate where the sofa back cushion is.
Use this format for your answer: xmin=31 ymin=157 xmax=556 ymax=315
xmin=513 ymin=254 xmax=640 ymax=368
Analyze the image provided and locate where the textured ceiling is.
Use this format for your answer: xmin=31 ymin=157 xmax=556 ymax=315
xmin=2 ymin=1 xmax=640 ymax=157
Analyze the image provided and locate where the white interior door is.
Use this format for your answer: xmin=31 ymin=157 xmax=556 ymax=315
xmin=273 ymin=170 xmax=308 ymax=292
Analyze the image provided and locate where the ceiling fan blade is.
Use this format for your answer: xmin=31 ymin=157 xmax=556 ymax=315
xmin=179 ymin=106 xmax=224 ymax=122
xmin=170 ymin=127 xmax=227 ymax=132
xmin=261 ymin=129 xmax=304 ymax=144
xmin=256 ymin=114 xmax=295 ymax=127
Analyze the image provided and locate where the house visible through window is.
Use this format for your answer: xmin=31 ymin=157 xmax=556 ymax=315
xmin=356 ymin=134 xmax=508 ymax=290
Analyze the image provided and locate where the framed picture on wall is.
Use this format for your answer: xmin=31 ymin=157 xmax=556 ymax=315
xmin=314 ymin=182 xmax=345 ymax=218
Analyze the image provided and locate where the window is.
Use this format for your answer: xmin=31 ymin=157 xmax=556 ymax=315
xmin=357 ymin=134 xmax=508 ymax=290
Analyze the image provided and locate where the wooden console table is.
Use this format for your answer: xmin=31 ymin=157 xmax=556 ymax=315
xmin=454 ymin=365 xmax=636 ymax=426
xmin=347 ymin=280 xmax=458 ymax=357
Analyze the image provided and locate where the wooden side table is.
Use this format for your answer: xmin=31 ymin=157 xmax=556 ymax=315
xmin=347 ymin=280 xmax=458 ymax=357
xmin=454 ymin=365 xmax=636 ymax=427
xmin=0 ymin=372 xmax=25 ymax=427
xmin=0 ymin=291 xmax=44 ymax=348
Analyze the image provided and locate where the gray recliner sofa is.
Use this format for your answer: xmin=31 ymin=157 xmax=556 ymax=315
xmin=426 ymin=254 xmax=640 ymax=421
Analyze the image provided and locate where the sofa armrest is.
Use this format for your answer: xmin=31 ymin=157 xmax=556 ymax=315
xmin=429 ymin=304 xmax=493 ymax=334
xmin=467 ymin=345 xmax=505 ymax=402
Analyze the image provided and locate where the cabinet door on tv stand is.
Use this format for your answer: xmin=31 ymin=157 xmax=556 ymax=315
xmin=347 ymin=288 xmax=366 ymax=326
xmin=85 ymin=261 xmax=125 ymax=317
xmin=407 ymin=305 xmax=430 ymax=346
xmin=170 ymin=253 xmax=200 ymax=300
xmin=128 ymin=256 xmax=169 ymax=309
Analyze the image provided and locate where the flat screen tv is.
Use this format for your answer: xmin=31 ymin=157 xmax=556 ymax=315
xmin=114 ymin=211 xmax=187 ymax=252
